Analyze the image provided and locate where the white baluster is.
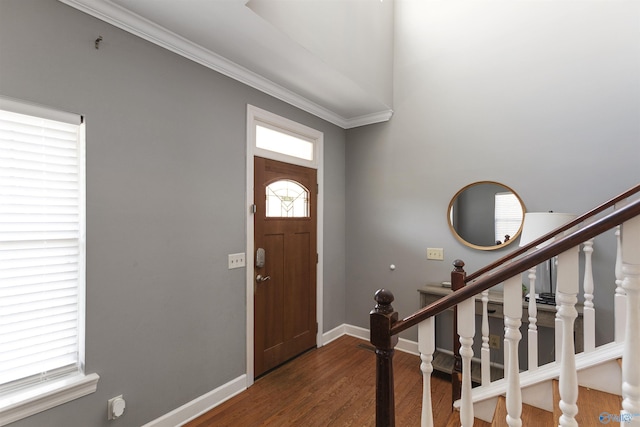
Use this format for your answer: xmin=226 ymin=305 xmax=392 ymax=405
xmin=621 ymin=215 xmax=640 ymax=426
xmin=555 ymin=263 xmax=563 ymax=362
xmin=554 ymin=317 xmax=562 ymax=361
xmin=615 ymin=225 xmax=627 ymax=343
xmin=582 ymin=238 xmax=595 ymax=352
xmin=556 ymin=245 xmax=580 ymax=427
xmin=527 ymin=267 xmax=538 ymax=371
xmin=504 ymin=275 xmax=523 ymax=427
xmin=481 ymin=290 xmax=491 ymax=385
xmin=418 ymin=317 xmax=435 ymax=427
xmin=457 ymin=297 xmax=475 ymax=427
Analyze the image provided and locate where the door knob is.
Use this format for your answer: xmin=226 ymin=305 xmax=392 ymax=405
xmin=256 ymin=274 xmax=271 ymax=282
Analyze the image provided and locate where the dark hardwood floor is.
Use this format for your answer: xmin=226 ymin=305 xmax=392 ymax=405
xmin=184 ymin=335 xmax=458 ymax=427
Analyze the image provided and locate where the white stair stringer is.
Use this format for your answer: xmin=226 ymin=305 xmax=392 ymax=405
xmin=456 ymin=341 xmax=624 ymax=423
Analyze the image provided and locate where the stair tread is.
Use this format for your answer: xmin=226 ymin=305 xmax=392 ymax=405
xmin=552 ymin=379 xmax=622 ymax=425
xmin=491 ymin=395 xmax=553 ymax=426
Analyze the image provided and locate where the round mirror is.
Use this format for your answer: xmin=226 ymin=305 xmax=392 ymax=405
xmin=448 ymin=181 xmax=525 ymax=251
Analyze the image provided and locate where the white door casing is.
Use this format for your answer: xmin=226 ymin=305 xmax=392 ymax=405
xmin=245 ymin=104 xmax=324 ymax=386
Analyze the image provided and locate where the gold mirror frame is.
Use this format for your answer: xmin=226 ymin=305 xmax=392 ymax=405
xmin=447 ymin=181 xmax=526 ymax=251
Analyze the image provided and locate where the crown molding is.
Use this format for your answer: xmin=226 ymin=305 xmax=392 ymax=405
xmin=344 ymin=109 xmax=394 ymax=129
xmin=57 ymin=0 xmax=392 ymax=129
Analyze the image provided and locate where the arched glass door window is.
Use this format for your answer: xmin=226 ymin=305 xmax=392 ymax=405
xmin=266 ymin=179 xmax=309 ymax=218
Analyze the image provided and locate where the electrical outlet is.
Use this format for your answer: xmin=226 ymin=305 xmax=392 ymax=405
xmin=228 ymin=253 xmax=246 ymax=269
xmin=489 ymin=334 xmax=501 ymax=349
xmin=426 ymin=248 xmax=444 ymax=260
xmin=107 ymin=395 xmax=126 ymax=420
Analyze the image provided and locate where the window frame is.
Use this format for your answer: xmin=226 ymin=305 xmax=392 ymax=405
xmin=0 ymin=96 xmax=98 ymax=425
xmin=256 ymin=123 xmax=315 ymax=162
xmin=249 ymin=106 xmax=319 ymax=169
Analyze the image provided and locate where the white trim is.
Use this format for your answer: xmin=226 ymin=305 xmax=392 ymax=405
xmin=250 ymin=105 xmax=321 ymax=169
xmin=0 ymin=95 xmax=82 ymax=125
xmin=246 ymin=105 xmax=324 ymax=387
xmin=0 ymin=373 xmax=99 ymax=426
xmin=322 ymin=324 xmax=370 ymax=345
xmin=322 ymin=324 xmax=348 ymax=346
xmin=337 ymin=324 xmax=420 ymax=356
xmin=434 ymin=347 xmax=505 ymax=372
xmin=344 ymin=110 xmax=394 ymax=129
xmin=397 ymin=338 xmax=420 ymax=356
xmin=55 ymin=0 xmax=392 ymax=129
xmin=316 ymin=142 xmax=325 ymax=350
xmin=141 ymin=375 xmax=246 ymax=427
xmin=77 ymin=120 xmax=88 ymax=383
xmin=342 ymin=324 xmax=369 ymax=341
xmin=246 ymin=110 xmax=256 ymax=387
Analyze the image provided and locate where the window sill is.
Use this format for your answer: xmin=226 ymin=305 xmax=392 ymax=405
xmin=0 ymin=373 xmax=100 ymax=426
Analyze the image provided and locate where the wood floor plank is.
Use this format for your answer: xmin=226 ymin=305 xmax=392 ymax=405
xmin=184 ymin=335 xmax=456 ymax=426
xmin=442 ymin=408 xmax=491 ymax=427
xmin=552 ymin=379 xmax=622 ymax=426
xmin=491 ymin=395 xmax=552 ymax=427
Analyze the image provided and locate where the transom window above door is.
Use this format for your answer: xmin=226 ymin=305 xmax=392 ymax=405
xmin=248 ymin=104 xmax=321 ymax=169
xmin=266 ymin=179 xmax=309 ymax=218
xmin=256 ymin=124 xmax=314 ymax=162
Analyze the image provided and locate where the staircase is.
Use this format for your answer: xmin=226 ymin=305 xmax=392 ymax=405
xmin=453 ymin=339 xmax=627 ymax=424
xmin=442 ymin=357 xmax=625 ymax=426
xmin=369 ymin=184 xmax=640 ymax=427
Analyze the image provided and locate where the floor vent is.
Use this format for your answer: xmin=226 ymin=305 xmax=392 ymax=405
xmin=357 ymin=343 xmax=375 ymax=352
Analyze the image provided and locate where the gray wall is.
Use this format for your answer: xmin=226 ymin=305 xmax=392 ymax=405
xmin=0 ymin=1 xmax=346 ymax=426
xmin=2 ymin=0 xmax=639 ymax=425
xmin=346 ymin=0 xmax=640 ymax=347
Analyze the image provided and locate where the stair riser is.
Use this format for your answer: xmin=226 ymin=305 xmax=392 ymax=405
xmin=577 ymin=360 xmax=622 ymax=395
xmin=472 ymin=357 xmax=623 ymax=423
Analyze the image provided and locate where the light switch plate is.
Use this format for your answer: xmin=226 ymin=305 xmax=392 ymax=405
xmin=228 ymin=253 xmax=246 ymax=269
xmin=427 ymin=248 xmax=444 ymax=260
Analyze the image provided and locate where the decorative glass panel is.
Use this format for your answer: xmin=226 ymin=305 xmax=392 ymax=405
xmin=266 ymin=180 xmax=309 ymax=218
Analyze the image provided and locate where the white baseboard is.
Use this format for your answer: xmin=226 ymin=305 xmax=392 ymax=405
xmin=142 ymin=375 xmax=246 ymax=427
xmin=147 ymin=323 xmax=417 ymax=427
xmin=322 ymin=324 xmax=350 ymax=345
xmin=344 ymin=324 xmax=369 ymax=340
xmin=323 ymin=323 xmax=419 ymax=355
xmin=397 ymin=338 xmax=419 ymax=356
xmin=435 ymin=347 xmax=505 ymax=370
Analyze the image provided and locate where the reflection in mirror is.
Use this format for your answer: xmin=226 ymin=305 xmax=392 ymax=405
xmin=448 ymin=181 xmax=525 ymax=251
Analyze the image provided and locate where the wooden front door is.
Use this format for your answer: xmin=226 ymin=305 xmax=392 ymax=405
xmin=254 ymin=156 xmax=317 ymax=377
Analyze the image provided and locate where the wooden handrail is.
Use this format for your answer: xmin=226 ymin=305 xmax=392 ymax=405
xmin=466 ymin=183 xmax=640 ymax=283
xmin=390 ymin=196 xmax=640 ymax=336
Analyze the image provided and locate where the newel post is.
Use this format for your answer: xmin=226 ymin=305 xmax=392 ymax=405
xmin=451 ymin=259 xmax=466 ymax=405
xmin=370 ymin=289 xmax=399 ymax=427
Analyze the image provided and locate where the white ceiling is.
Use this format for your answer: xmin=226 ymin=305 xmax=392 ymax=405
xmin=57 ymin=0 xmax=394 ymax=129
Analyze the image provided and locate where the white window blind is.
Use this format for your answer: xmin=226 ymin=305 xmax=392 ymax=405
xmin=494 ymin=192 xmax=523 ymax=244
xmin=0 ymin=100 xmax=85 ymax=393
